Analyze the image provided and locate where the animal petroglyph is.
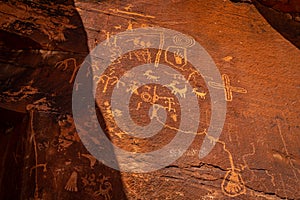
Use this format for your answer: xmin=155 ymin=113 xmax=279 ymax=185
xmin=144 ymin=70 xmax=160 ymax=81
xmin=192 ymin=88 xmax=207 ymax=99
xmin=164 ymin=81 xmax=187 ymax=98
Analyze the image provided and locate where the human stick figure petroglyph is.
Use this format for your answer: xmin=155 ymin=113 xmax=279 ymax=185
xmin=138 ymin=85 xmax=176 ymax=113
xmin=94 ymin=74 xmax=119 ymax=93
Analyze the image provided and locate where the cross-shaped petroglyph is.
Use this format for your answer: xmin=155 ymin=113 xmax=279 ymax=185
xmin=208 ymin=74 xmax=247 ymax=101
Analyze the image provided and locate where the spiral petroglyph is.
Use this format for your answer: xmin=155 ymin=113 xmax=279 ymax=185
xmin=72 ymin=27 xmax=226 ymax=173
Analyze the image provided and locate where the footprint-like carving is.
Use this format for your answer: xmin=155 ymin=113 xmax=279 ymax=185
xmin=221 ymin=170 xmax=246 ymax=197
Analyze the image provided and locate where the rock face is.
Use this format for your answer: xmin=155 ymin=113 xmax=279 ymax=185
xmin=0 ymin=1 xmax=126 ymax=199
xmin=256 ymin=0 xmax=300 ymax=13
xmin=253 ymin=0 xmax=300 ymax=49
xmin=0 ymin=0 xmax=300 ymax=200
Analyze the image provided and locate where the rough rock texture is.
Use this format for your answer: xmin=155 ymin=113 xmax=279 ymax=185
xmin=0 ymin=1 xmax=126 ymax=199
xmin=0 ymin=0 xmax=300 ymax=200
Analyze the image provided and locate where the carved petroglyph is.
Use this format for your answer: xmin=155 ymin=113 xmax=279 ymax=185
xmin=164 ymin=71 xmax=186 ymax=81
xmin=65 ymin=171 xmax=78 ymax=192
xmin=94 ymin=74 xmax=119 ymax=93
xmin=126 ymin=81 xmax=140 ymax=95
xmin=209 ymin=74 xmax=247 ymax=101
xmin=1 ymin=85 xmax=39 ymax=102
xmin=165 ymin=46 xmax=187 ymax=69
xmin=114 ymin=25 xmax=122 ymax=30
xmin=0 ymin=2 xmax=76 ymax=41
xmin=164 ymin=81 xmax=187 ymax=98
xmin=275 ymin=118 xmax=299 ymax=181
xmin=221 ymin=169 xmax=246 ymax=197
xmin=144 ymin=70 xmax=160 ymax=81
xmin=192 ymin=88 xmax=207 ymax=99
xmin=173 ymin=33 xmax=195 ymax=48
xmin=94 ymin=175 xmax=113 ymax=200
xmin=30 ymin=163 xmax=47 ymax=176
xmin=153 ymin=112 xmax=246 ymax=197
xmin=128 ymin=49 xmax=152 ymax=63
xmin=55 ymin=58 xmax=80 ymax=83
xmin=127 ymin=37 xmax=152 ymax=48
xmin=81 ymin=154 xmax=97 ymax=169
xmin=140 ymin=85 xmax=176 ymax=113
xmin=124 ymin=4 xmax=133 ymax=11
xmin=81 ymin=173 xmax=112 ymax=200
xmin=216 ymin=138 xmax=246 ymax=197
xmin=28 ymin=109 xmax=40 ymax=199
xmin=118 ymin=31 xmax=164 ymax=67
xmin=108 ymin=8 xmax=155 ymax=19
xmin=84 ymin=27 xmax=248 ymax=197
xmin=58 ymin=115 xmax=81 ymax=152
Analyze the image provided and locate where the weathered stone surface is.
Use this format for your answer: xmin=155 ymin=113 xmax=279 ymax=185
xmin=0 ymin=0 xmax=300 ymax=199
xmin=0 ymin=0 xmax=126 ymax=199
